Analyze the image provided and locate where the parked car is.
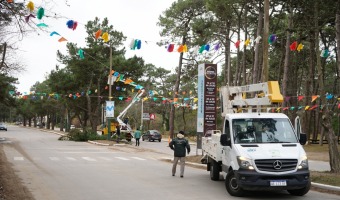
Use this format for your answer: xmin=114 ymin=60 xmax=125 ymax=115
xmin=0 ymin=123 xmax=7 ymax=131
xmin=142 ymin=130 xmax=162 ymax=142
xmin=70 ymin=125 xmax=75 ymax=129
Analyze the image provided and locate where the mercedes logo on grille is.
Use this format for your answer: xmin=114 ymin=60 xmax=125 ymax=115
xmin=273 ymin=160 xmax=282 ymax=170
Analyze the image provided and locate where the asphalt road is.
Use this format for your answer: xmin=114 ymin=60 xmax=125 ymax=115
xmin=0 ymin=125 xmax=339 ymax=200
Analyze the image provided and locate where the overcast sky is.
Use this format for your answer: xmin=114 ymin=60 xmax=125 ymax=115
xmin=13 ymin=0 xmax=178 ymax=93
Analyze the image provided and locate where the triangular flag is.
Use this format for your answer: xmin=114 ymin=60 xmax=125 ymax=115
xmin=129 ymin=39 xmax=135 ymax=49
xmin=244 ymin=39 xmax=250 ymax=46
xmin=177 ymin=45 xmax=184 ymax=52
xmin=199 ymin=45 xmax=205 ymax=53
xmin=298 ymin=95 xmax=304 ymax=101
xmin=102 ymin=32 xmax=109 ymax=42
xmin=37 ymin=7 xmax=44 ymax=20
xmin=50 ymin=31 xmax=60 ymax=36
xmin=78 ymin=49 xmax=84 ymax=59
xmin=305 ymin=106 xmax=310 ymax=110
xmin=183 ymin=44 xmax=188 ymax=52
xmin=95 ymin=29 xmax=102 ymax=39
xmin=37 ymin=23 xmax=48 ymax=27
xmin=124 ymin=78 xmax=133 ymax=85
xmin=58 ymin=37 xmax=67 ymax=42
xmin=326 ymin=94 xmax=333 ymax=100
xmin=255 ymin=36 xmax=261 ymax=43
xmin=167 ymin=44 xmax=174 ymax=52
xmin=311 ymin=95 xmax=319 ymax=102
xmin=297 ymin=43 xmax=304 ymax=52
xmin=309 ymin=105 xmax=318 ymax=110
xmin=290 ymin=41 xmax=297 ymax=51
xmin=214 ymin=43 xmax=220 ymax=50
xmin=268 ymin=34 xmax=277 ymax=45
xmin=136 ymin=40 xmax=141 ymax=49
xmin=235 ymin=40 xmax=240 ymax=48
xmin=284 ymin=96 xmax=291 ymax=102
xmin=25 ymin=14 xmax=35 ymax=23
xmin=27 ymin=1 xmax=34 ymax=12
xmin=204 ymin=44 xmax=210 ymax=51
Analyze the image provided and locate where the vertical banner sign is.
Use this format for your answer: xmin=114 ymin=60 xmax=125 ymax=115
xmin=197 ymin=63 xmax=217 ymax=137
xmin=106 ymin=101 xmax=114 ymax=118
xmin=197 ymin=64 xmax=205 ymax=133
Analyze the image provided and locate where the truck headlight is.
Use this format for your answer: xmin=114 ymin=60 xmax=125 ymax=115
xmin=298 ymin=155 xmax=308 ymax=169
xmin=237 ymin=156 xmax=254 ymax=170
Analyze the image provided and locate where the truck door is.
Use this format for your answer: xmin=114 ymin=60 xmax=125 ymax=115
xmin=221 ymin=119 xmax=232 ymax=172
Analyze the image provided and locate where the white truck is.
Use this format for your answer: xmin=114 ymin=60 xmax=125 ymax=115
xmin=201 ymin=81 xmax=310 ymax=196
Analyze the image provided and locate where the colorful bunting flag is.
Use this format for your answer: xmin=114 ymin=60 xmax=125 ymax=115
xmin=37 ymin=7 xmax=44 ymax=20
xmin=290 ymin=41 xmax=297 ymax=51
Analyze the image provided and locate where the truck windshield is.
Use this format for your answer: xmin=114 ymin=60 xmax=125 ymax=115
xmin=232 ymin=118 xmax=298 ymax=144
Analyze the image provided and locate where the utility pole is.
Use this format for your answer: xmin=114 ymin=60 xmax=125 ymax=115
xmin=263 ymin=0 xmax=270 ymax=82
xmin=107 ymin=45 xmax=113 ymax=140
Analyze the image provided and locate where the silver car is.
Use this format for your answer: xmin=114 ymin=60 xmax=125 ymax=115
xmin=0 ymin=123 xmax=7 ymax=131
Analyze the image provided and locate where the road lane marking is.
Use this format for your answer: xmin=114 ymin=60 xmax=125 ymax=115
xmin=131 ymin=157 xmax=146 ymax=161
xmin=98 ymin=157 xmax=112 ymax=161
xmin=14 ymin=157 xmax=24 ymax=161
xmin=66 ymin=157 xmax=77 ymax=161
xmin=115 ymin=157 xmax=129 ymax=160
xmin=49 ymin=157 xmax=60 ymax=161
xmin=82 ymin=157 xmax=96 ymax=161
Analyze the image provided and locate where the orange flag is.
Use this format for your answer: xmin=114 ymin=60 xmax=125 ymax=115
xmin=58 ymin=37 xmax=67 ymax=42
xmin=311 ymin=95 xmax=319 ymax=102
xmin=95 ymin=29 xmax=102 ymax=39
xmin=124 ymin=78 xmax=133 ymax=85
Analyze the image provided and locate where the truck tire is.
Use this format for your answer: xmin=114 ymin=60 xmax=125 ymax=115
xmin=287 ymin=181 xmax=311 ymax=196
xmin=225 ymin=170 xmax=245 ymax=197
xmin=210 ymin=160 xmax=220 ymax=181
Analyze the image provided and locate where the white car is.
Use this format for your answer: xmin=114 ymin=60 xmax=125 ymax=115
xmin=0 ymin=123 xmax=7 ymax=131
xmin=70 ymin=125 xmax=75 ymax=129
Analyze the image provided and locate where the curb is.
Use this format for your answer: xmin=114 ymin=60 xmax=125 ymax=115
xmin=311 ymin=182 xmax=340 ymax=192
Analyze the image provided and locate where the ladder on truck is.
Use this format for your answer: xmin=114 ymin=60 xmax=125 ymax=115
xmin=117 ymin=89 xmax=145 ymax=132
xmin=220 ymin=81 xmax=283 ymax=115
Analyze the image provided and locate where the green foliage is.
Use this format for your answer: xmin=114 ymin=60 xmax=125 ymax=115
xmin=67 ymin=128 xmax=105 ymax=141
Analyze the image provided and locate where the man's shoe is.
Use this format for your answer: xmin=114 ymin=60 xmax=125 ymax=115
xmin=180 ymin=175 xmax=183 ymax=178
xmin=172 ymin=174 xmax=175 ymax=176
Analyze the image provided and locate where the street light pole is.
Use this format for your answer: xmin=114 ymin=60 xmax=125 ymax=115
xmin=107 ymin=45 xmax=113 ymax=140
xmin=140 ymin=99 xmax=143 ymax=131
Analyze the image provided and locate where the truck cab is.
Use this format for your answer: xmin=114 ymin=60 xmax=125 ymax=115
xmin=218 ymin=113 xmax=310 ymax=196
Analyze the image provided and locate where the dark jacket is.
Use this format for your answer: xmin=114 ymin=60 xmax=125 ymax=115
xmin=169 ymin=133 xmax=190 ymax=157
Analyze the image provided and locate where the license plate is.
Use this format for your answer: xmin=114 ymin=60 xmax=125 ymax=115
xmin=270 ymin=180 xmax=287 ymax=186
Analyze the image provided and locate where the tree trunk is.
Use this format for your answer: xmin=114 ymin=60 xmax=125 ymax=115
xmin=282 ymin=3 xmax=292 ymax=108
xmin=169 ymin=36 xmax=187 ymax=139
xmin=315 ymin=0 xmax=340 ymax=172
xmin=224 ymin=21 xmax=231 ymax=86
xmin=262 ymin=0 xmax=269 ymax=82
xmin=253 ymin=1 xmax=263 ymax=84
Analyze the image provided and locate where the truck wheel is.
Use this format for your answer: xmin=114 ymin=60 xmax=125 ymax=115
xmin=287 ymin=181 xmax=310 ymax=196
xmin=225 ymin=171 xmax=245 ymax=197
xmin=210 ymin=160 xmax=220 ymax=181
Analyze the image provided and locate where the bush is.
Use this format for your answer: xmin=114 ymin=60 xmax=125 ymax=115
xmin=67 ymin=129 xmax=107 ymax=141
xmin=68 ymin=129 xmax=88 ymax=141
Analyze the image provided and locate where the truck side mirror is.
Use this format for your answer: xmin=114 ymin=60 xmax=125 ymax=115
xmin=299 ymin=133 xmax=307 ymax=145
xmin=220 ymin=134 xmax=231 ymax=146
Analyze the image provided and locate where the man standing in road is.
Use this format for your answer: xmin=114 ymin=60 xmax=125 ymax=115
xmin=116 ymin=125 xmax=121 ymax=143
xmin=169 ymin=130 xmax=190 ymax=178
xmin=134 ymin=128 xmax=141 ymax=146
